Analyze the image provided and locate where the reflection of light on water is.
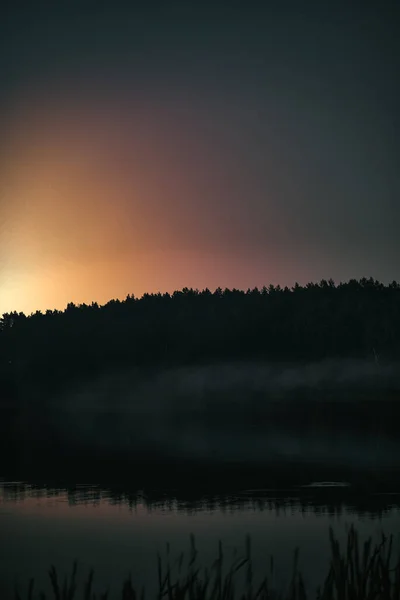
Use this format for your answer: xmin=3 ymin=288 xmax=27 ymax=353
xmin=301 ymin=482 xmax=351 ymax=488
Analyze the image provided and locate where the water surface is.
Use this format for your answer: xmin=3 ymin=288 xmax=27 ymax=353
xmin=1 ymin=481 xmax=400 ymax=599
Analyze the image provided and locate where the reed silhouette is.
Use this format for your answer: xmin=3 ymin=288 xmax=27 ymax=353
xmin=13 ymin=526 xmax=400 ymax=600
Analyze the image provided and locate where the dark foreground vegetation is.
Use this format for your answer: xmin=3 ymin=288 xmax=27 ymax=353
xmin=13 ymin=526 xmax=400 ymax=600
xmin=1 ymin=277 xmax=400 ymax=398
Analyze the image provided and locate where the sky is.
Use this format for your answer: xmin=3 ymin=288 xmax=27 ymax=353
xmin=0 ymin=0 xmax=399 ymax=315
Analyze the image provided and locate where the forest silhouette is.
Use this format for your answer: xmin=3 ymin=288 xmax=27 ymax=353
xmin=1 ymin=277 xmax=399 ymax=400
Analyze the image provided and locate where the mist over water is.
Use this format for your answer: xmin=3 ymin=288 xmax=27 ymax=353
xmin=8 ymin=358 xmax=399 ymax=477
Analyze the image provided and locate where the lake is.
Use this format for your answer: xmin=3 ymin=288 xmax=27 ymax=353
xmin=1 ymin=481 xmax=400 ymax=599
xmin=2 ymin=361 xmax=400 ymax=598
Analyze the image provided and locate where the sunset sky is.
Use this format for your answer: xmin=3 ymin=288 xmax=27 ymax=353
xmin=1 ymin=0 xmax=399 ymax=315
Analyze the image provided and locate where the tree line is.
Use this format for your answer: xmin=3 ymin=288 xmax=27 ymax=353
xmin=1 ymin=277 xmax=399 ymax=398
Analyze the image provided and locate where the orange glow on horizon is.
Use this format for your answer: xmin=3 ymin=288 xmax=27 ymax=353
xmin=0 ymin=83 xmax=309 ymax=316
